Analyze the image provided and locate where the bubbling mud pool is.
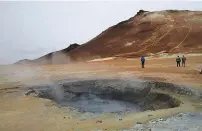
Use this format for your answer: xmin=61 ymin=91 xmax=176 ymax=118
xmin=26 ymin=79 xmax=181 ymax=114
xmin=59 ymin=93 xmax=141 ymax=113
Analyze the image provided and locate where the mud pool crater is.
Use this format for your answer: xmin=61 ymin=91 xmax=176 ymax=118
xmin=26 ymin=79 xmax=181 ymax=113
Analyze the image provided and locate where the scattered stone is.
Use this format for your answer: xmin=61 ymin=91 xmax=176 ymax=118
xmin=96 ymin=120 xmax=102 ymax=123
xmin=133 ymin=113 xmax=202 ymax=131
xmin=148 ymin=114 xmax=153 ymax=117
xmin=178 ymin=114 xmax=183 ymax=117
xmin=158 ymin=118 xmax=164 ymax=121
xmin=119 ymin=118 xmax=122 ymax=121
xmin=200 ymin=69 xmax=202 ymax=74
xmin=63 ymin=117 xmax=66 ymax=119
xmin=136 ymin=122 xmax=142 ymax=124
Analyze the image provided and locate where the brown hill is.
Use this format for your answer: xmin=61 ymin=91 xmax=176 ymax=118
xmin=68 ymin=10 xmax=202 ymax=60
xmin=16 ymin=10 xmax=202 ymax=64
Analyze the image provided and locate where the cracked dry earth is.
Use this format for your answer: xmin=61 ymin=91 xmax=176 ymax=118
xmin=0 ymin=55 xmax=202 ymax=131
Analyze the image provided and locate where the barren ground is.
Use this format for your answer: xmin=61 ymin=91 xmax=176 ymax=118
xmin=0 ymin=55 xmax=202 ymax=131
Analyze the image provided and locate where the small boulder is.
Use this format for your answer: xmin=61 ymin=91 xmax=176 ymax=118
xmin=137 ymin=10 xmax=148 ymax=15
xmin=96 ymin=120 xmax=102 ymax=123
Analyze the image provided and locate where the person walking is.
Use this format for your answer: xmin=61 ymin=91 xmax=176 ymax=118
xmin=182 ymin=55 xmax=186 ymax=67
xmin=141 ymin=56 xmax=145 ymax=68
xmin=176 ymin=56 xmax=181 ymax=67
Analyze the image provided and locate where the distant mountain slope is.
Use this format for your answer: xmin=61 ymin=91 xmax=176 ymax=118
xmin=16 ymin=10 xmax=202 ymax=64
xmin=15 ymin=43 xmax=80 ymax=64
xmin=14 ymin=59 xmax=32 ymax=64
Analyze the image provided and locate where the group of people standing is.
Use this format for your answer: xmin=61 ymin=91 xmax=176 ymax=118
xmin=176 ymin=55 xmax=187 ymax=67
xmin=140 ymin=55 xmax=187 ymax=68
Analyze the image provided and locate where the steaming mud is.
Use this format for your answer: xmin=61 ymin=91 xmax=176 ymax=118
xmin=26 ymin=79 xmax=181 ymax=114
xmin=59 ymin=93 xmax=141 ymax=113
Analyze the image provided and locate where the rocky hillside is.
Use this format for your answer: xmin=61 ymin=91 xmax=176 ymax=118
xmin=16 ymin=10 xmax=202 ymax=64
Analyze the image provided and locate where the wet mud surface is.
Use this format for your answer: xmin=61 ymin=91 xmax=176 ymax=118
xmin=59 ymin=93 xmax=142 ymax=113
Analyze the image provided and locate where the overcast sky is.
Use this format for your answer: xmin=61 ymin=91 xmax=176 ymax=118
xmin=0 ymin=1 xmax=202 ymax=64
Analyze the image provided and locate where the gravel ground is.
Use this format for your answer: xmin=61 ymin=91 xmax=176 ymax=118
xmin=120 ymin=112 xmax=202 ymax=131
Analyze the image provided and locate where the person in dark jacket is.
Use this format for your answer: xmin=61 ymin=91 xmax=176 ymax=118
xmin=182 ymin=55 xmax=186 ymax=67
xmin=176 ymin=56 xmax=181 ymax=67
xmin=141 ymin=56 xmax=145 ymax=68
